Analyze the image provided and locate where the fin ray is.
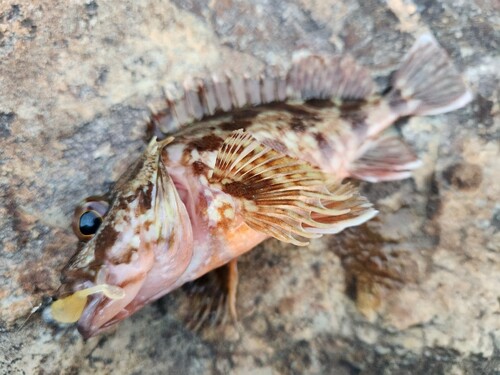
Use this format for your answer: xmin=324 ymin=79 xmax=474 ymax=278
xmin=350 ymin=129 xmax=422 ymax=182
xmin=180 ymin=260 xmax=240 ymax=331
xmin=150 ymin=55 xmax=376 ymax=135
xmin=388 ymin=34 xmax=473 ymax=116
xmin=211 ymin=130 xmax=377 ymax=246
xmin=287 ymin=54 xmax=375 ymax=101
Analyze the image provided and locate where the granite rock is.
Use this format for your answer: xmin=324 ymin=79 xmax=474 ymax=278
xmin=0 ymin=0 xmax=499 ymax=374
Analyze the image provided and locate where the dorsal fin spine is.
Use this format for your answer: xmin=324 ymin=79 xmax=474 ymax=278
xmin=151 ymin=54 xmax=375 ymax=135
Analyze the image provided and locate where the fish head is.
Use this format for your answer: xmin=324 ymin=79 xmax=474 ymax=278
xmin=53 ymin=137 xmax=193 ymax=337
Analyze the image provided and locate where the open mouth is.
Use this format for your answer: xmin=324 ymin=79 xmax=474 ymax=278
xmin=51 ymin=284 xmax=125 ymax=323
xmin=51 ymin=283 xmax=133 ymax=338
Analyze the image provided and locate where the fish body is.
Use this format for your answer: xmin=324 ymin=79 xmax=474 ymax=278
xmin=53 ymin=35 xmax=472 ymax=337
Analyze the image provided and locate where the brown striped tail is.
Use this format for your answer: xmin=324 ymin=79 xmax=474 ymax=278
xmin=387 ymin=34 xmax=473 ymax=117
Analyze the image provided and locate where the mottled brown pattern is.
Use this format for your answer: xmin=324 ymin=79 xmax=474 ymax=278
xmin=2 ymin=0 xmax=494 ymax=370
xmin=116 ymin=194 xmax=136 ymax=211
xmin=232 ymin=108 xmax=263 ymax=121
xmin=110 ymin=248 xmax=134 ymax=265
xmin=339 ymin=103 xmax=369 ymax=136
xmin=94 ymin=224 xmax=120 ymax=263
xmin=304 ymin=99 xmax=335 ymax=108
xmin=222 ymin=181 xmax=256 ymax=199
xmin=215 ymin=202 xmax=234 ymax=232
xmin=187 ymin=134 xmax=224 ymax=152
xmin=314 ymin=132 xmax=334 ymax=161
xmin=138 ymin=181 xmax=154 ymax=211
xmin=220 ymin=120 xmax=253 ymax=131
xmin=266 ymin=103 xmax=323 ymax=134
xmin=268 ymin=102 xmax=318 ymax=119
xmin=338 ymin=100 xmax=367 ymax=111
xmin=192 ymin=160 xmax=209 ymax=175
xmin=290 ymin=117 xmax=307 ymax=132
xmin=216 ymin=131 xmax=323 ymax=210
xmin=220 ymin=107 xmax=287 ymax=131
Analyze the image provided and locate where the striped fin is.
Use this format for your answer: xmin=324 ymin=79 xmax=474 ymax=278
xmin=350 ymin=129 xmax=422 ymax=182
xmin=179 ymin=259 xmax=239 ymax=331
xmin=149 ymin=55 xmax=375 ymax=135
xmin=306 ymin=183 xmax=378 ymax=234
xmin=287 ymin=54 xmax=375 ymax=101
xmin=387 ymin=34 xmax=473 ymax=117
xmin=210 ymin=130 xmax=377 ymax=246
xmin=150 ymin=67 xmax=287 ymax=135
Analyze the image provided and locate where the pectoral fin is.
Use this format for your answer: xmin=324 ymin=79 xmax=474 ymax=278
xmin=211 ymin=130 xmax=377 ymax=246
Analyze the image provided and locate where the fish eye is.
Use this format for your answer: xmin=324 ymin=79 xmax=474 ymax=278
xmin=79 ymin=211 xmax=102 ymax=236
xmin=72 ymin=197 xmax=109 ymax=241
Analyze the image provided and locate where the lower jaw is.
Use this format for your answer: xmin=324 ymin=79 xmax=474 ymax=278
xmin=77 ymin=295 xmax=103 ymax=338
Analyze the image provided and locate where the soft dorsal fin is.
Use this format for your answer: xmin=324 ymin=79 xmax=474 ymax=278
xmin=210 ymin=130 xmax=377 ymax=246
xmin=287 ymin=54 xmax=375 ymax=101
xmin=150 ymin=55 xmax=375 ymax=135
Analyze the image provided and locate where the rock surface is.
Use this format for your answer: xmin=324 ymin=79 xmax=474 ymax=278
xmin=0 ymin=0 xmax=499 ymax=374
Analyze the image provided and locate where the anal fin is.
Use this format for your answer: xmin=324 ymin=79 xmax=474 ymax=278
xmin=350 ymin=130 xmax=422 ymax=183
xmin=211 ymin=130 xmax=377 ymax=246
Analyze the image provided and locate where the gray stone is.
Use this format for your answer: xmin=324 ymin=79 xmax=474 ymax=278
xmin=1 ymin=0 xmax=499 ymax=374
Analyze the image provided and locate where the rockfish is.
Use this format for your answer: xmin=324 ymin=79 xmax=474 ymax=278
xmin=51 ymin=35 xmax=472 ymax=338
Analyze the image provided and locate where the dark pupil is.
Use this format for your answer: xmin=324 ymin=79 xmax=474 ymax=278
xmin=79 ymin=211 xmax=102 ymax=236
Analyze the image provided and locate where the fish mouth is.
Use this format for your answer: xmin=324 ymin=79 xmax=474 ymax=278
xmin=77 ymin=294 xmax=106 ymax=338
xmin=60 ymin=228 xmax=194 ymax=338
xmin=77 ymin=295 xmax=136 ymax=339
xmin=76 ymin=276 xmax=148 ymax=338
xmin=76 ymin=270 xmax=191 ymax=338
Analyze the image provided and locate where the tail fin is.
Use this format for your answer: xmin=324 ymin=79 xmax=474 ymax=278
xmin=388 ymin=34 xmax=473 ymax=116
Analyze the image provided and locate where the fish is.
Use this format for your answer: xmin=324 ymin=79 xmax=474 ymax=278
xmin=51 ymin=34 xmax=472 ymax=338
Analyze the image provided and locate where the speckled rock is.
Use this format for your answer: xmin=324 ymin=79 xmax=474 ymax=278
xmin=1 ymin=0 xmax=499 ymax=374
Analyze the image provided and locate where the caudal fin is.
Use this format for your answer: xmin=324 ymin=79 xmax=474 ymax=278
xmin=388 ymin=34 xmax=473 ymax=116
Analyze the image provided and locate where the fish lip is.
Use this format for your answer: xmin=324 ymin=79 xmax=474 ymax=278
xmin=77 ymin=294 xmax=106 ymax=339
xmin=76 ymin=297 xmax=137 ymax=338
xmin=75 ymin=276 xmax=147 ymax=338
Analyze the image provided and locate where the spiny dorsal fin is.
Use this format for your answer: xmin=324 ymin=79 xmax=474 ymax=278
xmin=150 ymin=68 xmax=287 ymax=135
xmin=210 ymin=130 xmax=378 ymax=246
xmin=150 ymin=55 xmax=375 ymax=135
xmin=350 ymin=129 xmax=422 ymax=183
